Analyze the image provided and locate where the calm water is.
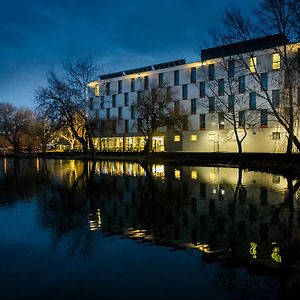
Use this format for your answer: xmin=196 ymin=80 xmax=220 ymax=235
xmin=0 ymin=158 xmax=300 ymax=300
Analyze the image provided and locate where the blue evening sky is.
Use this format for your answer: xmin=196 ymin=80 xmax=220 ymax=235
xmin=0 ymin=0 xmax=259 ymax=108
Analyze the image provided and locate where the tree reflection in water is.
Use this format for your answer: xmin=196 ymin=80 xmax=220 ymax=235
xmin=1 ymin=158 xmax=300 ymax=298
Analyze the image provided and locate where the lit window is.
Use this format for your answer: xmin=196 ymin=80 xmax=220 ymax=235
xmin=174 ymin=135 xmax=180 ymax=142
xmin=175 ymin=169 xmax=181 ymax=180
xmin=191 ymin=170 xmax=197 ymax=180
xmin=272 ymin=53 xmax=280 ymax=70
xmin=95 ymin=84 xmax=100 ymax=96
xmin=249 ymin=56 xmax=257 ymax=73
xmin=190 ymin=134 xmax=197 ymax=141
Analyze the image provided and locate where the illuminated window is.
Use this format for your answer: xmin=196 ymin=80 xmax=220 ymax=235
xmin=272 ymin=53 xmax=280 ymax=70
xmin=175 ymin=169 xmax=181 ymax=180
xmin=191 ymin=170 xmax=197 ymax=180
xmin=249 ymin=56 xmax=257 ymax=73
xmin=95 ymin=84 xmax=100 ymax=96
xmin=190 ymin=134 xmax=197 ymax=141
xmin=174 ymin=135 xmax=180 ymax=142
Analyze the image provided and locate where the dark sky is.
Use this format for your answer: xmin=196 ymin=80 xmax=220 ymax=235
xmin=0 ymin=0 xmax=258 ymax=108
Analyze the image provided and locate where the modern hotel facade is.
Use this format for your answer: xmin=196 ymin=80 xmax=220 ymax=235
xmin=88 ymin=34 xmax=300 ymax=153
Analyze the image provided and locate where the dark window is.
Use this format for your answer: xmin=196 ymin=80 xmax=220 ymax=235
xmin=125 ymin=120 xmax=129 ymax=133
xmin=200 ymin=114 xmax=206 ymax=130
xmin=137 ymin=91 xmax=142 ymax=104
xmin=166 ymin=86 xmax=172 ymax=100
xmin=228 ymin=95 xmax=234 ymax=112
xmin=219 ymin=113 xmax=225 ymax=129
xmin=191 ymin=67 xmax=196 ymax=83
xmin=118 ymin=107 xmax=122 ymax=119
xmin=191 ymin=99 xmax=196 ymax=114
xmin=208 ymin=64 xmax=215 ymax=81
xmin=100 ymin=96 xmax=104 ymax=109
xmin=218 ymin=79 xmax=224 ymax=96
xmin=112 ymin=94 xmax=116 ymax=107
xmin=112 ymin=120 xmax=116 ymax=134
xmin=261 ymin=73 xmax=268 ymax=91
xmin=272 ymin=90 xmax=280 ymax=108
xmin=261 ymin=109 xmax=268 ymax=127
xmin=106 ymin=82 xmax=110 ymax=95
xmin=209 ymin=97 xmax=215 ymax=113
xmin=159 ymin=73 xmax=164 ymax=87
xmin=239 ymin=111 xmax=245 ymax=127
xmin=228 ymin=60 xmax=235 ymax=78
xmin=249 ymin=92 xmax=256 ymax=109
xmin=239 ymin=76 xmax=246 ymax=93
xmin=89 ymin=98 xmax=94 ymax=110
xmin=199 ymin=82 xmax=205 ymax=98
xmin=137 ymin=118 xmax=142 ymax=132
xmin=131 ymin=105 xmax=135 ymax=119
xmin=124 ymin=93 xmax=129 ymax=106
xmin=131 ymin=78 xmax=135 ymax=92
xmin=182 ymin=115 xmax=188 ymax=130
xmin=174 ymin=70 xmax=179 ymax=85
xmin=144 ymin=76 xmax=149 ymax=90
xmin=200 ymin=183 xmax=206 ymax=199
xmin=182 ymin=84 xmax=188 ymax=100
xmin=118 ymin=80 xmax=122 ymax=94
xmin=106 ymin=108 xmax=110 ymax=119
xmin=260 ymin=187 xmax=268 ymax=206
xmin=174 ymin=101 xmax=179 ymax=113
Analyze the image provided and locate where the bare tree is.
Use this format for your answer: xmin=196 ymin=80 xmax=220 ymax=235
xmin=206 ymin=58 xmax=260 ymax=153
xmin=135 ymin=83 xmax=184 ymax=153
xmin=215 ymin=1 xmax=300 ymax=154
xmin=0 ymin=103 xmax=34 ymax=153
xmin=35 ymin=57 xmax=98 ymax=154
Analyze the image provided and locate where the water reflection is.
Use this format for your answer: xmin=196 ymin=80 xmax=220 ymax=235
xmin=0 ymin=158 xmax=300 ymax=299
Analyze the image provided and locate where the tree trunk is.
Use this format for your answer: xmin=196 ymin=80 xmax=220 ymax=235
xmin=143 ymin=133 xmax=153 ymax=154
xmin=13 ymin=141 xmax=19 ymax=153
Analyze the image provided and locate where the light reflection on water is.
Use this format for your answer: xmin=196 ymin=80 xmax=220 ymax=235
xmin=0 ymin=158 xmax=299 ymax=299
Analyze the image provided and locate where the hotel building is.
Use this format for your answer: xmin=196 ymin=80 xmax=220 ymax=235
xmin=88 ymin=34 xmax=300 ymax=153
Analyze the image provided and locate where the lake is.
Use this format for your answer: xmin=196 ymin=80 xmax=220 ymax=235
xmin=0 ymin=158 xmax=299 ymax=300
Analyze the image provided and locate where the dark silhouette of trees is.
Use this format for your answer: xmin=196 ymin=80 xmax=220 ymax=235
xmin=35 ymin=57 xmax=98 ymax=153
xmin=0 ymin=103 xmax=34 ymax=153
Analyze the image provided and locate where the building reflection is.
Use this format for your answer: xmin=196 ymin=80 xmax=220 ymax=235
xmin=1 ymin=158 xmax=300 ymax=296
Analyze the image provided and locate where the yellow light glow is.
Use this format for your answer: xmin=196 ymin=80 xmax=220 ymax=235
xmin=36 ymin=158 xmax=40 ymax=172
xmin=175 ymin=169 xmax=181 ymax=180
xmin=249 ymin=56 xmax=257 ymax=73
xmin=191 ymin=170 xmax=197 ymax=180
xmin=190 ymin=134 xmax=197 ymax=141
xmin=271 ymin=246 xmax=282 ymax=263
xmin=152 ymin=164 xmax=165 ymax=179
xmin=272 ymin=53 xmax=280 ymax=70
xmin=95 ymin=84 xmax=100 ymax=96
xmin=174 ymin=135 xmax=180 ymax=142
xmin=3 ymin=158 xmax=6 ymax=175
xmin=250 ymin=242 xmax=257 ymax=259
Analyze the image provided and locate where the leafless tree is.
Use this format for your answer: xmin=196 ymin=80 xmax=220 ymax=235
xmin=214 ymin=0 xmax=300 ymax=154
xmin=207 ymin=58 xmax=260 ymax=153
xmin=0 ymin=103 xmax=34 ymax=153
xmin=135 ymin=83 xmax=185 ymax=153
xmin=35 ymin=57 xmax=98 ymax=154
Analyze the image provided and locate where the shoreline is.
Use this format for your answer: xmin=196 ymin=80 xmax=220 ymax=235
xmin=1 ymin=152 xmax=300 ymax=177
